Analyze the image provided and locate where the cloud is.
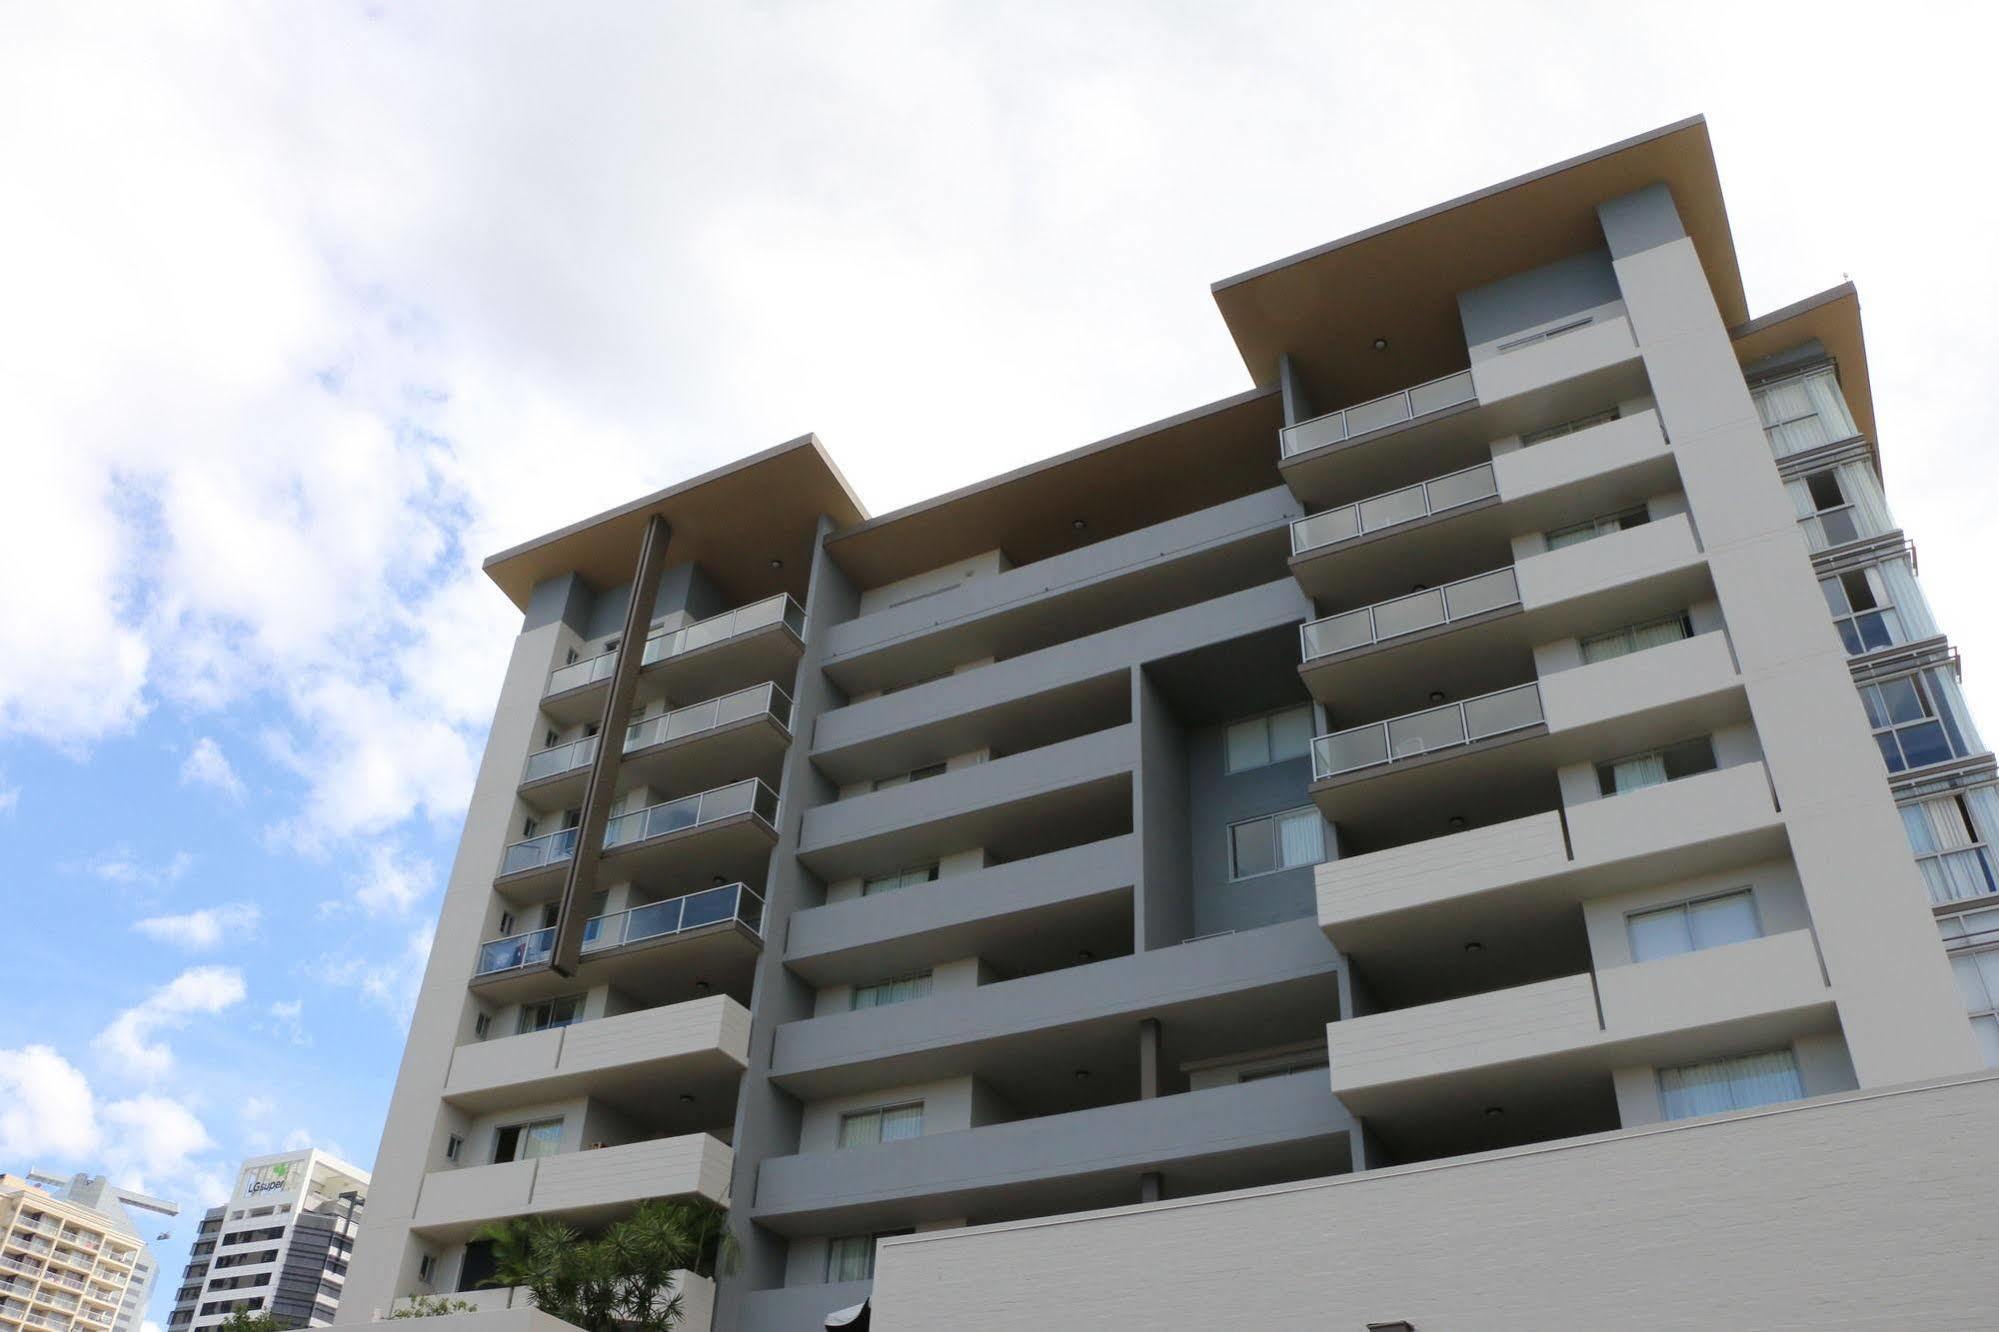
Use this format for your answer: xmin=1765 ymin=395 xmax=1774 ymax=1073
xmin=259 ymin=999 xmax=312 ymax=1048
xmin=0 ymin=771 xmax=17 ymax=817
xmin=313 ymin=927 xmax=432 ymax=1023
xmin=179 ymin=736 xmax=245 ymax=799
xmin=93 ymin=966 xmax=247 ymax=1079
xmin=0 ymin=1044 xmax=217 ymax=1197
xmin=74 ymin=847 xmax=194 ymax=889
xmin=133 ymin=902 xmax=260 ymax=951
xmin=354 ymin=843 xmax=436 ymax=917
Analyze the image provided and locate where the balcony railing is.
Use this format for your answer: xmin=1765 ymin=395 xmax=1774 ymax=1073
xmin=603 ymin=779 xmax=779 ymax=851
xmin=1312 ymin=682 xmax=1544 ymax=779
xmin=1290 ymin=462 xmax=1498 ymax=557
xmin=519 ymin=682 xmax=795 ymax=786
xmin=475 ymin=882 xmax=767 ymax=977
xmin=498 ymin=826 xmax=580 ymax=878
xmin=626 ymin=682 xmax=793 ymax=753
xmin=1280 ymin=369 xmax=1478 ymax=459
xmin=544 ymin=594 xmax=807 ymax=697
xmin=1300 ymin=566 xmax=1521 ymax=662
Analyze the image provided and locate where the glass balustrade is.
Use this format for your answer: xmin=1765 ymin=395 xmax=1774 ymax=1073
xmin=602 ymin=779 xmax=779 ymax=850
xmin=519 ymin=682 xmax=793 ymax=787
xmin=476 ymin=883 xmax=766 ymax=977
xmin=545 ymin=648 xmax=618 ymax=697
xmin=497 ymin=826 xmax=580 ymax=877
xmin=1280 ymin=369 xmax=1478 ymax=458
xmin=522 ymin=733 xmax=600 ymax=784
xmin=1312 ymin=682 xmax=1544 ymax=779
xmin=475 ymin=927 xmax=555 ymax=976
xmin=1300 ymin=567 xmax=1521 ymax=662
xmin=544 ymin=594 xmax=807 ymax=697
xmin=1290 ymin=462 xmax=1498 ymax=556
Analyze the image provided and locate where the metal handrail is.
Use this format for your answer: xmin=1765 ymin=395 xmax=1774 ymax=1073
xmin=1290 ymin=461 xmax=1498 ymax=557
xmin=475 ymin=882 xmax=766 ymax=976
xmin=544 ymin=593 xmax=807 ymax=696
xmin=602 ymin=778 xmax=780 ymax=852
xmin=497 ymin=824 xmax=580 ymax=878
xmin=1311 ymin=681 xmax=1544 ymax=780
xmin=1300 ymin=566 xmax=1521 ymax=663
xmin=520 ymin=682 xmax=794 ymax=786
xmin=1279 ymin=369 xmax=1477 ymax=459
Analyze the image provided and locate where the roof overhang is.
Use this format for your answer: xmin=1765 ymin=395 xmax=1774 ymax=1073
xmin=1211 ymin=115 xmax=1747 ymax=407
xmin=823 ymin=385 xmax=1284 ymax=589
xmin=483 ymin=434 xmax=868 ymax=611
xmin=1727 ymin=282 xmax=1875 ymax=444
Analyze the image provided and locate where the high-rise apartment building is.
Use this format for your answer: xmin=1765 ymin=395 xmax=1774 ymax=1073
xmin=341 ymin=116 xmax=1998 ymax=1330
xmin=0 ymin=1175 xmax=144 ymax=1332
xmin=22 ymin=1175 xmax=176 ymax=1332
xmin=168 ymin=1152 xmax=367 ymax=1332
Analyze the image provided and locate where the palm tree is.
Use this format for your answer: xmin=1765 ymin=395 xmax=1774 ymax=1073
xmin=474 ymin=1199 xmax=730 ymax=1332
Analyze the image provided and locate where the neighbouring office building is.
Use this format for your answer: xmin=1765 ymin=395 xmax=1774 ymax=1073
xmin=21 ymin=1175 xmax=176 ymax=1332
xmin=339 ymin=116 xmax=1999 ymax=1329
xmin=0 ymin=1175 xmax=145 ymax=1332
xmin=168 ymin=1152 xmax=367 ymax=1332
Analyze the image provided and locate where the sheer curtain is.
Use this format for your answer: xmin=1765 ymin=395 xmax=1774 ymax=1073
xmin=1756 ymin=367 xmax=1860 ymax=456
xmin=1633 ymin=616 xmax=1691 ymax=651
xmin=1612 ymin=752 xmax=1669 ymax=793
xmin=1277 ymin=809 xmax=1327 ymax=868
xmin=1875 ymin=557 xmax=1936 ymax=639
xmin=879 ymin=1104 xmax=924 ymax=1142
xmin=1581 ymin=628 xmax=1633 ymax=664
xmin=1837 ymin=460 xmax=1895 ymax=537
xmin=1659 ymin=1050 xmax=1803 ymax=1120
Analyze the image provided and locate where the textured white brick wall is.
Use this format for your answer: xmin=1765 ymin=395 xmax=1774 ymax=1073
xmin=871 ymin=1072 xmax=1999 ymax=1331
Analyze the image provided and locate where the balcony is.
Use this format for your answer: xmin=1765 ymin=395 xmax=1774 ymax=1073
xmin=820 ymin=488 xmax=1297 ymax=697
xmin=410 ymin=1133 xmax=733 ymax=1240
xmin=1287 ymin=409 xmax=1674 ymax=604
xmin=493 ymin=827 xmax=578 ymax=897
xmin=472 ymin=882 xmax=766 ymax=1007
xmin=750 ymin=1068 xmax=1354 ymax=1235
xmin=541 ymin=594 xmax=807 ymax=723
xmin=600 ymin=778 xmax=781 ymax=890
xmin=445 ymin=995 xmax=751 ymax=1113
xmin=1313 ymin=681 xmax=1544 ymax=782
xmin=1325 ymin=928 xmax=1834 ymax=1159
xmin=521 ymin=682 xmax=794 ymax=809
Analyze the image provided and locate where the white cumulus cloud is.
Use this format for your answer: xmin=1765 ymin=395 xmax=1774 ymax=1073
xmin=178 ymin=736 xmax=245 ymax=799
xmin=133 ymin=902 xmax=260 ymax=951
xmin=93 ymin=966 xmax=247 ymax=1079
xmin=0 ymin=1044 xmax=218 ymax=1198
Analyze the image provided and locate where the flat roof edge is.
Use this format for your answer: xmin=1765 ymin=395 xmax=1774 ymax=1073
xmin=1728 ymin=281 xmax=1859 ymax=341
xmin=1209 ymin=114 xmax=1711 ymax=295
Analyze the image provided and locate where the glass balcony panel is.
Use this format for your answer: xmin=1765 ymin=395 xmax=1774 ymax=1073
xmin=1301 ymin=609 xmax=1375 ymax=660
xmin=1370 ymin=587 xmax=1448 ymax=640
xmin=625 ymin=896 xmax=686 ymax=944
xmin=643 ymin=796 xmax=701 ymax=840
xmin=1357 ymin=484 xmax=1428 ymax=533
xmin=1292 ymin=506 xmax=1360 ymax=553
xmin=1443 ymin=568 xmax=1520 ymax=619
xmin=1343 ymin=392 xmax=1415 ymax=436
xmin=679 ymin=884 xmax=738 ymax=931
xmin=1464 ymin=683 xmax=1544 ymax=740
xmin=500 ymin=827 xmax=577 ymax=876
xmin=1315 ymin=726 xmax=1391 ymax=777
xmin=477 ymin=928 xmax=554 ymax=976
xmin=1387 ymin=703 xmax=1468 ymax=759
xmin=734 ymin=594 xmax=786 ymax=633
xmin=1406 ymin=369 xmax=1477 ymax=416
xmin=667 ymin=698 xmax=720 ymax=740
xmin=547 ymin=651 xmax=616 ymax=696
xmin=1424 ymin=463 xmax=1499 ymax=512
xmin=700 ymin=779 xmax=757 ymax=821
xmin=713 ymin=684 xmax=767 ymax=727
xmin=736 ymin=886 xmax=767 ymax=932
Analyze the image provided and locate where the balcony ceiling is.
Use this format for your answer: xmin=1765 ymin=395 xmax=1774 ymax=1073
xmin=482 ymin=434 xmax=866 ymax=611
xmin=1211 ymin=115 xmax=1748 ymax=408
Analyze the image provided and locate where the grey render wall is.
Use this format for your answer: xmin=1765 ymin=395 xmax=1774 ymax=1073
xmin=868 ymin=1071 xmax=1999 ymax=1331
xmin=581 ymin=560 xmax=730 ymax=640
xmin=1133 ymin=669 xmax=1192 ymax=950
xmin=1457 ymin=247 xmax=1621 ymax=349
xmin=1183 ymin=729 xmax=1317 ymax=939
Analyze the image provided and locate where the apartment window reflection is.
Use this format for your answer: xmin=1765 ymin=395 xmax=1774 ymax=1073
xmin=838 ymin=1103 xmax=923 ymax=1149
xmin=1861 ymin=672 xmax=1971 ymax=773
xmin=1580 ymin=613 xmax=1693 ymax=664
xmin=824 ymin=1230 xmax=913 ymax=1283
xmin=492 ymin=1118 xmax=563 ymax=1164
xmin=1224 ymin=704 xmax=1315 ymax=773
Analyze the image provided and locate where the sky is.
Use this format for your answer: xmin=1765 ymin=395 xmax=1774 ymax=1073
xmin=2 ymin=2 xmax=1996 ymax=1326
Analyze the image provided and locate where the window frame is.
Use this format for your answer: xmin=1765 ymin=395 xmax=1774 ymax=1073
xmin=1859 ymin=671 xmax=1967 ymax=774
xmin=1545 ymin=505 xmax=1651 ymax=551
xmin=850 ymin=971 xmax=934 ymax=1011
xmin=1595 ymin=735 xmax=1718 ymax=798
xmin=1222 ymin=704 xmax=1316 ymax=775
xmin=492 ymin=1116 xmax=564 ymax=1164
xmin=1521 ymin=405 xmax=1621 ymax=447
xmin=836 ymin=1101 xmax=925 ymax=1150
xmin=1227 ymin=806 xmax=1327 ymax=881
xmin=862 ymin=863 xmax=940 ymax=897
xmin=1624 ymin=887 xmax=1762 ymax=964
xmin=1579 ymin=612 xmax=1695 ymax=665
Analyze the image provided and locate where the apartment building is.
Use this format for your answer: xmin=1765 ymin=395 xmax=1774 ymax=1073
xmin=168 ymin=1152 xmax=367 ymax=1332
xmin=0 ymin=1175 xmax=144 ymax=1332
xmin=21 ymin=1175 xmax=176 ymax=1332
xmin=341 ymin=116 xmax=1995 ymax=1331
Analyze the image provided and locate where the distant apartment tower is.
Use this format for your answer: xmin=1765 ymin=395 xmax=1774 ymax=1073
xmin=0 ymin=1174 xmax=144 ymax=1332
xmin=167 ymin=1152 xmax=367 ymax=1332
xmin=22 ymin=1175 xmax=176 ymax=1332
xmin=340 ymin=116 xmax=1998 ymax=1330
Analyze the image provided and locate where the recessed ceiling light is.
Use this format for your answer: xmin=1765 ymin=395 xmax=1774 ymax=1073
xmin=693 ymin=979 xmax=711 ymax=993
xmin=677 ymin=1093 xmax=695 ymax=1104
xmin=1074 ymin=1069 xmax=1091 ymax=1081
xmin=1448 ymin=815 xmax=1468 ymax=831
xmin=1463 ymin=940 xmax=1483 ymax=954
xmin=1428 ymin=691 xmax=1446 ymax=704
xmin=769 ymin=557 xmax=784 ymax=570
xmin=1483 ymin=1105 xmax=1504 ymax=1118
xmin=1372 ymin=337 xmax=1389 ymax=351
xmin=1071 ymin=518 xmax=1087 ymax=532
xmin=1077 ymin=949 xmax=1095 ymax=963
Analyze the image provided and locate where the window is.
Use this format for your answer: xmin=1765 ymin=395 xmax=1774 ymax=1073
xmin=1626 ymin=889 xmax=1760 ymax=963
xmin=416 ymin=1255 xmax=436 ymax=1285
xmin=1497 ymin=314 xmax=1593 ymax=352
xmin=444 ymin=1135 xmax=464 ymax=1164
xmin=1237 ymin=1056 xmax=1330 ymax=1082
xmin=1820 ymin=568 xmax=1902 ymax=655
xmin=824 ymin=1230 xmax=913 ymax=1283
xmin=1861 ymin=672 xmax=1969 ymax=774
xmin=1751 ymin=365 xmax=1857 ymax=457
xmin=852 ymin=972 xmax=932 ymax=1011
xmin=1521 ymin=406 xmax=1620 ymax=446
xmin=1580 ymin=613 xmax=1693 ymax=665
xmin=473 ymin=1012 xmax=491 ymax=1040
xmin=873 ymin=763 xmax=947 ymax=792
xmin=1224 ymin=705 xmax=1315 ymax=773
xmin=1546 ymin=506 xmax=1651 ymax=551
xmin=1596 ymin=736 xmax=1717 ymax=797
xmin=863 ymin=864 xmax=940 ymax=897
xmin=1902 ymin=793 xmax=1999 ymax=904
xmin=837 ymin=1102 xmax=924 ymax=1149
xmin=518 ymin=995 xmax=584 ymax=1035
xmin=1657 ymin=1049 xmax=1803 ymax=1120
xmin=1799 ymin=468 xmax=1860 ymax=546
xmin=492 ymin=1118 xmax=563 ymax=1163
xmin=1229 ymin=808 xmax=1326 ymax=879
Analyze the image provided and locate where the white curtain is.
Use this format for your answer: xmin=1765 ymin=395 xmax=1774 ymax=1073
xmin=1930 ymin=668 xmax=1986 ymax=756
xmin=1901 ymin=795 xmax=1998 ymax=904
xmin=1277 ymin=809 xmax=1327 ymax=868
xmin=1784 ymin=476 xmax=1817 ymax=521
xmin=825 ymin=1236 xmax=874 ymax=1283
xmin=1875 ymin=557 xmax=1936 ymax=639
xmin=853 ymin=973 xmax=932 ymax=1010
xmin=1269 ymin=706 xmax=1316 ymax=763
xmin=1837 ymin=460 xmax=1894 ymax=537
xmin=1659 ymin=1049 xmax=1803 ymax=1120
xmin=1580 ymin=629 xmax=1632 ymax=664
xmin=1633 ymin=616 xmax=1691 ymax=651
xmin=1754 ymin=368 xmax=1858 ymax=456
xmin=878 ymin=1103 xmax=924 ymax=1142
xmin=1612 ymin=753 xmax=1669 ymax=793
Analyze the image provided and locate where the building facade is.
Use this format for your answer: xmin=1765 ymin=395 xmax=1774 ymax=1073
xmin=167 ymin=1152 xmax=368 ymax=1332
xmin=341 ymin=116 xmax=1996 ymax=1330
xmin=0 ymin=1175 xmax=144 ymax=1332
xmin=22 ymin=1175 xmax=176 ymax=1332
